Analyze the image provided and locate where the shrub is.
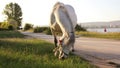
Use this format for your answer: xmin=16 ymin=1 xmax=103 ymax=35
xmin=24 ymin=23 xmax=33 ymax=31
xmin=8 ymin=19 xmax=18 ymax=29
xmin=0 ymin=20 xmax=18 ymax=30
xmin=33 ymin=26 xmax=52 ymax=35
xmin=33 ymin=27 xmax=42 ymax=33
xmin=0 ymin=22 xmax=9 ymax=29
xmin=0 ymin=28 xmax=8 ymax=31
xmin=33 ymin=27 xmax=47 ymax=33
xmin=75 ymin=24 xmax=86 ymax=31
xmin=8 ymin=25 xmax=14 ymax=30
xmin=0 ymin=22 xmax=11 ymax=31
xmin=43 ymin=28 xmax=52 ymax=35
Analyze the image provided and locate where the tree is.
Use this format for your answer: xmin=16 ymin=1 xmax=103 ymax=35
xmin=3 ymin=2 xmax=22 ymax=28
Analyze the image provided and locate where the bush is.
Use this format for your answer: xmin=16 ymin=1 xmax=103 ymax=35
xmin=0 ymin=22 xmax=9 ymax=29
xmin=0 ymin=28 xmax=8 ymax=31
xmin=8 ymin=25 xmax=14 ymax=30
xmin=24 ymin=23 xmax=33 ymax=31
xmin=33 ymin=26 xmax=52 ymax=35
xmin=0 ymin=22 xmax=12 ymax=31
xmin=33 ymin=27 xmax=42 ymax=33
xmin=8 ymin=19 xmax=18 ymax=29
xmin=33 ymin=27 xmax=47 ymax=33
xmin=43 ymin=28 xmax=52 ymax=35
xmin=75 ymin=24 xmax=86 ymax=31
xmin=0 ymin=21 xmax=18 ymax=31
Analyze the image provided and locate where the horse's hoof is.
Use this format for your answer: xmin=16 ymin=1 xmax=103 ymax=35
xmin=59 ymin=56 xmax=65 ymax=60
xmin=59 ymin=54 xmax=68 ymax=60
xmin=54 ymin=51 xmax=58 ymax=57
xmin=71 ymin=49 xmax=75 ymax=52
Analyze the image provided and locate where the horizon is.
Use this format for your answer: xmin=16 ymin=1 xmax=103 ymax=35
xmin=0 ymin=0 xmax=120 ymax=26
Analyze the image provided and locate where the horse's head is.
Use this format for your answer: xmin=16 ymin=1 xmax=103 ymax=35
xmin=58 ymin=32 xmax=75 ymax=59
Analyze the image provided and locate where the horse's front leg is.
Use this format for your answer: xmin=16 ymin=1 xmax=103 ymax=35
xmin=50 ymin=27 xmax=58 ymax=47
xmin=54 ymin=36 xmax=58 ymax=47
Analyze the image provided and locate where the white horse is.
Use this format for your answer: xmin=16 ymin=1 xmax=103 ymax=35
xmin=50 ymin=2 xmax=77 ymax=59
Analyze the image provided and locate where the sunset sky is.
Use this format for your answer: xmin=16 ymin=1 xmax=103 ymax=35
xmin=0 ymin=0 xmax=120 ymax=26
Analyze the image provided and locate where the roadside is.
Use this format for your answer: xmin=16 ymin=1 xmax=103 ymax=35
xmin=21 ymin=32 xmax=120 ymax=68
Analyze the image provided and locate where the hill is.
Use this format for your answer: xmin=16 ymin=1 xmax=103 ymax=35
xmin=80 ymin=20 xmax=120 ymax=28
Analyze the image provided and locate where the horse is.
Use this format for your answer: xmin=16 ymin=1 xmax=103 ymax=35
xmin=50 ymin=2 xmax=77 ymax=59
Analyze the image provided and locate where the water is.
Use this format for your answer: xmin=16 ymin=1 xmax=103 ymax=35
xmin=87 ymin=28 xmax=120 ymax=33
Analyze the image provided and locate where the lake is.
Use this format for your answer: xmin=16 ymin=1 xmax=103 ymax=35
xmin=87 ymin=28 xmax=120 ymax=33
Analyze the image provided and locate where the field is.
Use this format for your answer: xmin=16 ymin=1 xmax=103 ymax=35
xmin=0 ymin=31 xmax=96 ymax=68
xmin=76 ymin=31 xmax=120 ymax=40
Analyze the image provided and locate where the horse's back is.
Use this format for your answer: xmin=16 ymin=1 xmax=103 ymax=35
xmin=51 ymin=2 xmax=77 ymax=34
xmin=64 ymin=5 xmax=77 ymax=28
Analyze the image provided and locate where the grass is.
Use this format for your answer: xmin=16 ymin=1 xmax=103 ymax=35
xmin=76 ymin=31 xmax=120 ymax=40
xmin=0 ymin=31 xmax=97 ymax=68
xmin=0 ymin=31 xmax=24 ymax=38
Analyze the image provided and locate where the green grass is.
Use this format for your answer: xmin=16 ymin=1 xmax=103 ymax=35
xmin=76 ymin=31 xmax=120 ymax=40
xmin=0 ymin=31 xmax=97 ymax=68
xmin=0 ymin=31 xmax=24 ymax=38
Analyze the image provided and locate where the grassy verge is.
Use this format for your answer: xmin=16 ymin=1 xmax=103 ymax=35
xmin=76 ymin=31 xmax=120 ymax=40
xmin=0 ymin=31 xmax=24 ymax=38
xmin=0 ymin=31 xmax=97 ymax=68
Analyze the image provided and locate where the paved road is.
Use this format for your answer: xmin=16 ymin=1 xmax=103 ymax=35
xmin=21 ymin=32 xmax=120 ymax=68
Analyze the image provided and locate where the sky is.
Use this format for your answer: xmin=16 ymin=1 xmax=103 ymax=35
xmin=0 ymin=0 xmax=120 ymax=26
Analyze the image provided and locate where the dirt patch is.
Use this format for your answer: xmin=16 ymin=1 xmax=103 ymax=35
xmin=73 ymin=50 xmax=116 ymax=68
xmin=108 ymin=62 xmax=120 ymax=68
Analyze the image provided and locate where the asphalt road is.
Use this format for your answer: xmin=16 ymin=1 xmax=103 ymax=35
xmin=21 ymin=32 xmax=120 ymax=68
